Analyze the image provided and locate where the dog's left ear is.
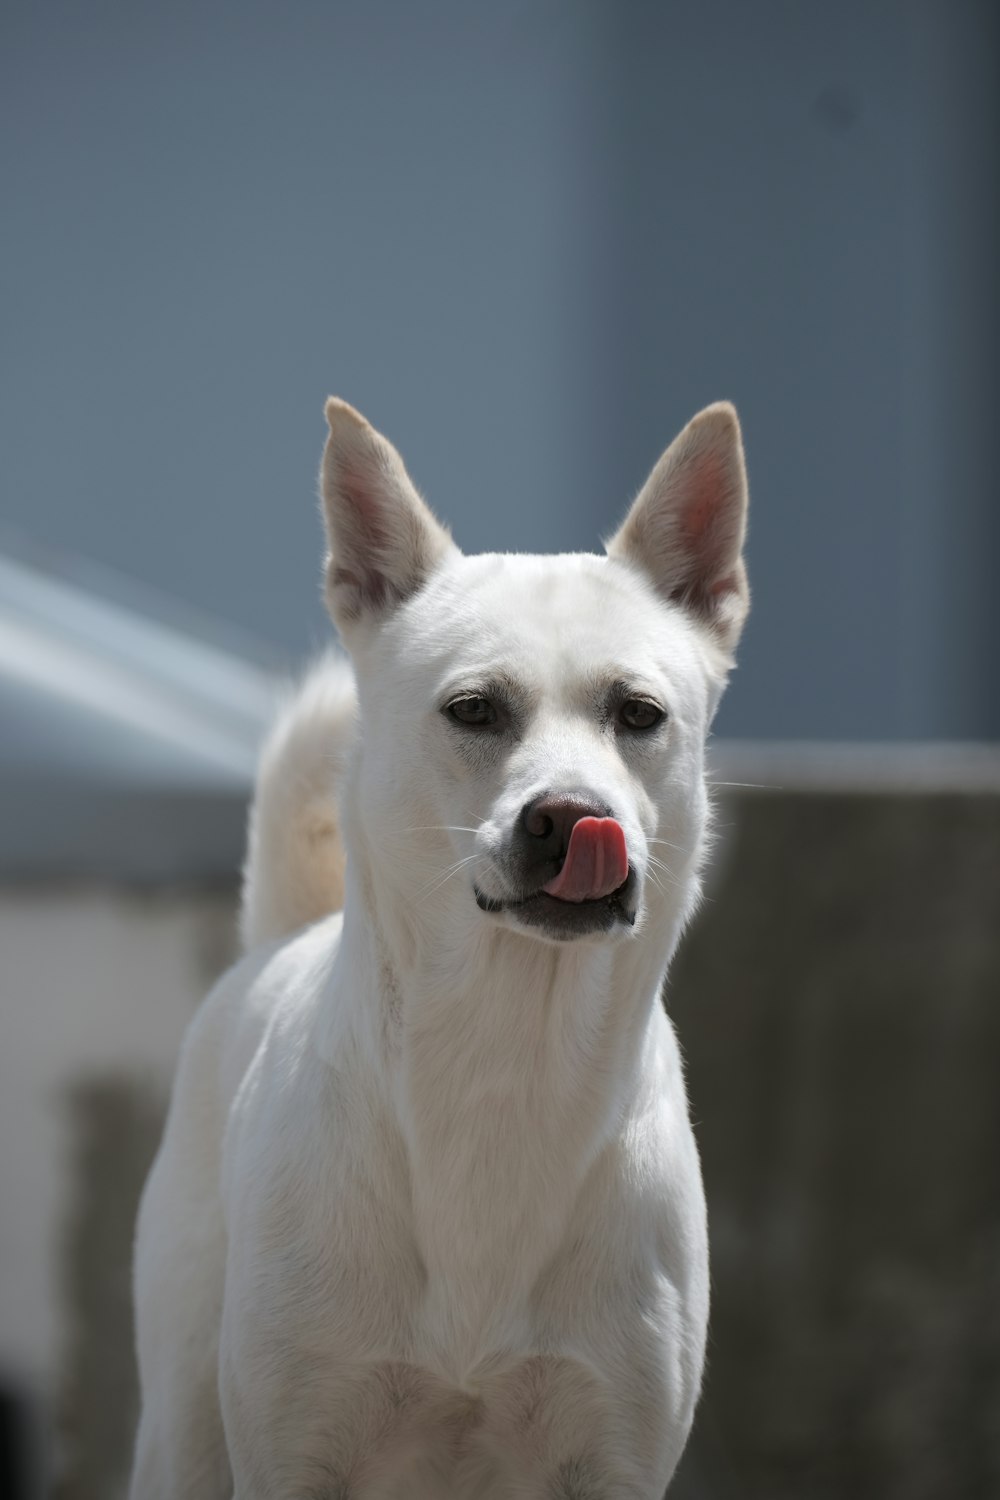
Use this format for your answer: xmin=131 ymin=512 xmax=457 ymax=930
xmin=320 ymin=398 xmax=458 ymax=634
xmin=606 ymin=403 xmax=749 ymax=655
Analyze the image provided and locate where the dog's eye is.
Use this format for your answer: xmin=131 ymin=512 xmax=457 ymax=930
xmin=618 ymin=697 xmax=664 ymax=731
xmin=446 ymin=696 xmax=497 ymax=727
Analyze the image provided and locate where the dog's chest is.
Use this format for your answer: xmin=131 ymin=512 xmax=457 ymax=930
xmin=397 ymin=966 xmax=620 ymax=1310
xmin=225 ymin=1072 xmax=674 ymax=1493
xmin=222 ymin=958 xmax=699 ymax=1493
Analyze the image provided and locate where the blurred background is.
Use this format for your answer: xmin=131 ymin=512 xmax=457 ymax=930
xmin=1 ymin=1 xmax=998 ymax=1495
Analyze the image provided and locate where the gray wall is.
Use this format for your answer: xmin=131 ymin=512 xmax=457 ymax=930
xmin=670 ymin=786 xmax=1000 ymax=1500
xmin=3 ymin=0 xmax=997 ymax=739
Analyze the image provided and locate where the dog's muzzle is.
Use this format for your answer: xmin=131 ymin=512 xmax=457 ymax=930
xmin=474 ymin=791 xmax=639 ymax=940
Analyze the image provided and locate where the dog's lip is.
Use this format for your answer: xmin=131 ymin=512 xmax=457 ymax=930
xmin=473 ymin=872 xmax=637 ymax=927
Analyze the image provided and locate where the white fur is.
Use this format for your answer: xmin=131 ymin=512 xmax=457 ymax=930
xmin=240 ymin=651 xmax=356 ymax=950
xmin=130 ymin=400 xmax=749 ymax=1498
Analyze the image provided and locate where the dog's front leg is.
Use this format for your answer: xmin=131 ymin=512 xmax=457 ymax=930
xmin=129 ymin=1036 xmax=233 ymax=1499
xmin=129 ymin=1273 xmax=232 ymax=1500
xmin=469 ymin=1352 xmax=673 ymax=1500
xmin=219 ymin=1339 xmax=355 ymax=1500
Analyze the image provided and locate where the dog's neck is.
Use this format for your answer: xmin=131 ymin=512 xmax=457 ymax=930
xmin=321 ymin=812 xmax=702 ymax=1366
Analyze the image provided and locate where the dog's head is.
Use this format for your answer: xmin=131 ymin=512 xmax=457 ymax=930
xmin=320 ymin=399 xmax=748 ymax=944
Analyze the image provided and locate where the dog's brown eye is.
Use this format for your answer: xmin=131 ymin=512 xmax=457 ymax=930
xmin=619 ymin=698 xmax=664 ymax=731
xmin=446 ymin=696 xmax=497 ymax=727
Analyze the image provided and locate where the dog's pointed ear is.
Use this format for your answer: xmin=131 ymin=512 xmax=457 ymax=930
xmin=606 ymin=403 xmax=749 ymax=655
xmin=320 ymin=398 xmax=458 ymax=633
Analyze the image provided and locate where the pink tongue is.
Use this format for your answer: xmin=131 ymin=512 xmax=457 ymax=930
xmin=541 ymin=817 xmax=629 ymax=903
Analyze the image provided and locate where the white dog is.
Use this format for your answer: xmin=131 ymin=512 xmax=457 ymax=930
xmin=130 ymin=396 xmax=749 ymax=1498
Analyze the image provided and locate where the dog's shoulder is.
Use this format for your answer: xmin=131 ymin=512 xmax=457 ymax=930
xmin=164 ymin=913 xmax=343 ymax=1135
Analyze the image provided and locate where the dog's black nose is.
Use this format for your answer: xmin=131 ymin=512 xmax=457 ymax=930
xmin=520 ymin=792 xmax=611 ymax=861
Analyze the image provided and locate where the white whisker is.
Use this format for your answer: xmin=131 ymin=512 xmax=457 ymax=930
xmin=414 ymin=853 xmax=483 ymax=906
xmin=402 ymin=825 xmax=483 ymax=836
xmin=708 ymin=780 xmax=774 ymax=790
xmin=646 ymin=853 xmax=683 ymax=892
xmin=647 ymin=835 xmax=692 ymax=855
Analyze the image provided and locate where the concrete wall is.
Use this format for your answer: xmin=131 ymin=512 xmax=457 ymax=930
xmin=671 ymin=789 xmax=1000 ymax=1498
xmin=0 ymin=887 xmax=238 ymax=1498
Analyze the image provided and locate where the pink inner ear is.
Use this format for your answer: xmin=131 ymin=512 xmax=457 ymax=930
xmin=326 ymin=450 xmax=401 ymax=617
xmin=682 ymin=455 xmax=727 ymax=544
xmin=676 ymin=453 xmax=745 ymax=602
xmin=337 ymin=454 xmax=390 ymax=553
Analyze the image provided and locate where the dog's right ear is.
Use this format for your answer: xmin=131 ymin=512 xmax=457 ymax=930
xmin=320 ymin=398 xmax=458 ymax=634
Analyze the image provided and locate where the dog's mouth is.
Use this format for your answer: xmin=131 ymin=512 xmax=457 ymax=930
xmin=473 ymin=813 xmax=639 ymax=939
xmin=473 ymin=872 xmax=638 ymax=939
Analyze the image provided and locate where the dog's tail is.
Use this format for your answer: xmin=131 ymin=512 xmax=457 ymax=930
xmin=240 ymin=651 xmax=357 ymax=951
